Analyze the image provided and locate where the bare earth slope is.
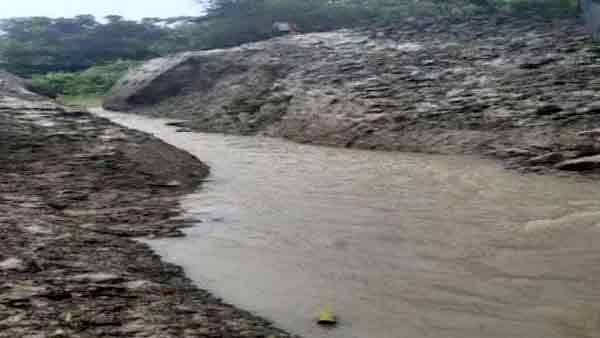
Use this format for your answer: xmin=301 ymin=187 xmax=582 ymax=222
xmin=105 ymin=15 xmax=600 ymax=173
xmin=0 ymin=73 xmax=294 ymax=338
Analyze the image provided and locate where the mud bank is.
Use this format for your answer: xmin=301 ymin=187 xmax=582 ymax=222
xmin=0 ymin=72 xmax=295 ymax=338
xmin=105 ymin=15 xmax=600 ymax=173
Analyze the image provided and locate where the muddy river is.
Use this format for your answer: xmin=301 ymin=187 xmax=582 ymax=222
xmin=95 ymin=108 xmax=600 ymax=338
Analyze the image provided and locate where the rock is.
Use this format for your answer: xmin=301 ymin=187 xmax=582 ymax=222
xmin=123 ymin=280 xmax=161 ymax=291
xmin=578 ymin=129 xmax=600 ymax=138
xmin=0 ymin=258 xmax=25 ymax=271
xmin=57 ymin=106 xmax=87 ymax=117
xmin=21 ymin=224 xmax=53 ymax=234
xmin=49 ymin=329 xmax=66 ymax=338
xmin=555 ymin=155 xmax=600 ymax=171
xmin=165 ymin=121 xmax=187 ymax=127
xmin=519 ymin=56 xmax=560 ymax=69
xmin=526 ymin=152 xmax=565 ymax=165
xmin=165 ymin=180 xmax=182 ymax=187
xmin=534 ymin=105 xmax=562 ymax=116
xmin=576 ymin=102 xmax=600 ymax=114
xmin=0 ymin=285 xmax=49 ymax=304
xmin=492 ymin=148 xmax=536 ymax=159
xmin=396 ymin=42 xmax=423 ymax=52
xmin=151 ymin=180 xmax=182 ymax=188
xmin=68 ymin=273 xmax=123 ymax=284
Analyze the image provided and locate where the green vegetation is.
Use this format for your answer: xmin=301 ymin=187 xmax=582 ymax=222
xmin=0 ymin=1 xmax=582 ymax=75
xmin=28 ymin=60 xmax=140 ymax=98
xmin=0 ymin=16 xmax=163 ymax=76
xmin=187 ymin=0 xmax=367 ymax=49
xmin=0 ymin=0 xmax=582 ymax=100
xmin=187 ymin=0 xmax=580 ymax=49
xmin=56 ymin=95 xmax=105 ymax=108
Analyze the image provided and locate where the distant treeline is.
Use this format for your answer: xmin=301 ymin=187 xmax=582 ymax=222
xmin=188 ymin=0 xmax=580 ymax=49
xmin=0 ymin=15 xmax=173 ymax=76
xmin=0 ymin=0 xmax=579 ymax=96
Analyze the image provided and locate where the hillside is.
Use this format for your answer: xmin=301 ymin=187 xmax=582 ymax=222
xmin=106 ymin=15 xmax=600 ymax=173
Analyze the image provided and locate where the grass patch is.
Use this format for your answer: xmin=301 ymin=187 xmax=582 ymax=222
xmin=57 ymin=95 xmax=104 ymax=108
xmin=28 ymin=60 xmax=141 ymax=99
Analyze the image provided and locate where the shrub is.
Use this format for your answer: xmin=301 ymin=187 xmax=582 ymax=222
xmin=28 ymin=60 xmax=140 ymax=98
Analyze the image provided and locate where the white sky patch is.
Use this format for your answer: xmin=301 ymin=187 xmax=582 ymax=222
xmin=0 ymin=0 xmax=204 ymax=20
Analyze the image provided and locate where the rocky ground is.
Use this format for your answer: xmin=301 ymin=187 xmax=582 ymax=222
xmin=0 ymin=71 xmax=295 ymax=338
xmin=105 ymin=15 xmax=600 ymax=174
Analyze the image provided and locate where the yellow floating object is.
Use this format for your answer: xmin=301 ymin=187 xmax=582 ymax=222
xmin=317 ymin=309 xmax=337 ymax=325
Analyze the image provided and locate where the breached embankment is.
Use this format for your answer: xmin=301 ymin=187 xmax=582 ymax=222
xmin=105 ymin=15 xmax=600 ymax=174
xmin=0 ymin=71 xmax=295 ymax=338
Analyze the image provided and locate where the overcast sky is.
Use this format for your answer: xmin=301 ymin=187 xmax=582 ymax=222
xmin=0 ymin=0 xmax=204 ymax=20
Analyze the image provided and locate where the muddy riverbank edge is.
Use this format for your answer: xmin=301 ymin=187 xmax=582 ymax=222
xmin=0 ymin=72 xmax=296 ymax=338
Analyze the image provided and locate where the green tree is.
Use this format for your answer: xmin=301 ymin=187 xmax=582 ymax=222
xmin=28 ymin=60 xmax=141 ymax=97
xmin=0 ymin=16 xmax=166 ymax=76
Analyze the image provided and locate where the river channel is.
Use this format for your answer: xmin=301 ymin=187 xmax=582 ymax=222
xmin=95 ymin=108 xmax=600 ymax=338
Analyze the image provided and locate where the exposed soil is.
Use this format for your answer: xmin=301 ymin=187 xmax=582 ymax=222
xmin=0 ymin=73 xmax=296 ymax=338
xmin=105 ymin=15 xmax=600 ymax=174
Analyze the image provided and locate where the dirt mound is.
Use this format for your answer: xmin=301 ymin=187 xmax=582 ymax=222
xmin=105 ymin=15 xmax=600 ymax=173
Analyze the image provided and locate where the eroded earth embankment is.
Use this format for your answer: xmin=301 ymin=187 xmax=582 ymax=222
xmin=105 ymin=15 xmax=600 ymax=173
xmin=0 ymin=71 xmax=294 ymax=338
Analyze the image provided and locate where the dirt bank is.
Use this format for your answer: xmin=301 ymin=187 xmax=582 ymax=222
xmin=105 ymin=15 xmax=600 ymax=173
xmin=0 ymin=73 xmax=295 ymax=338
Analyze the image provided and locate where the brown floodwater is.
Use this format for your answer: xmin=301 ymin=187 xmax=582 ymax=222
xmin=95 ymin=108 xmax=600 ymax=338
